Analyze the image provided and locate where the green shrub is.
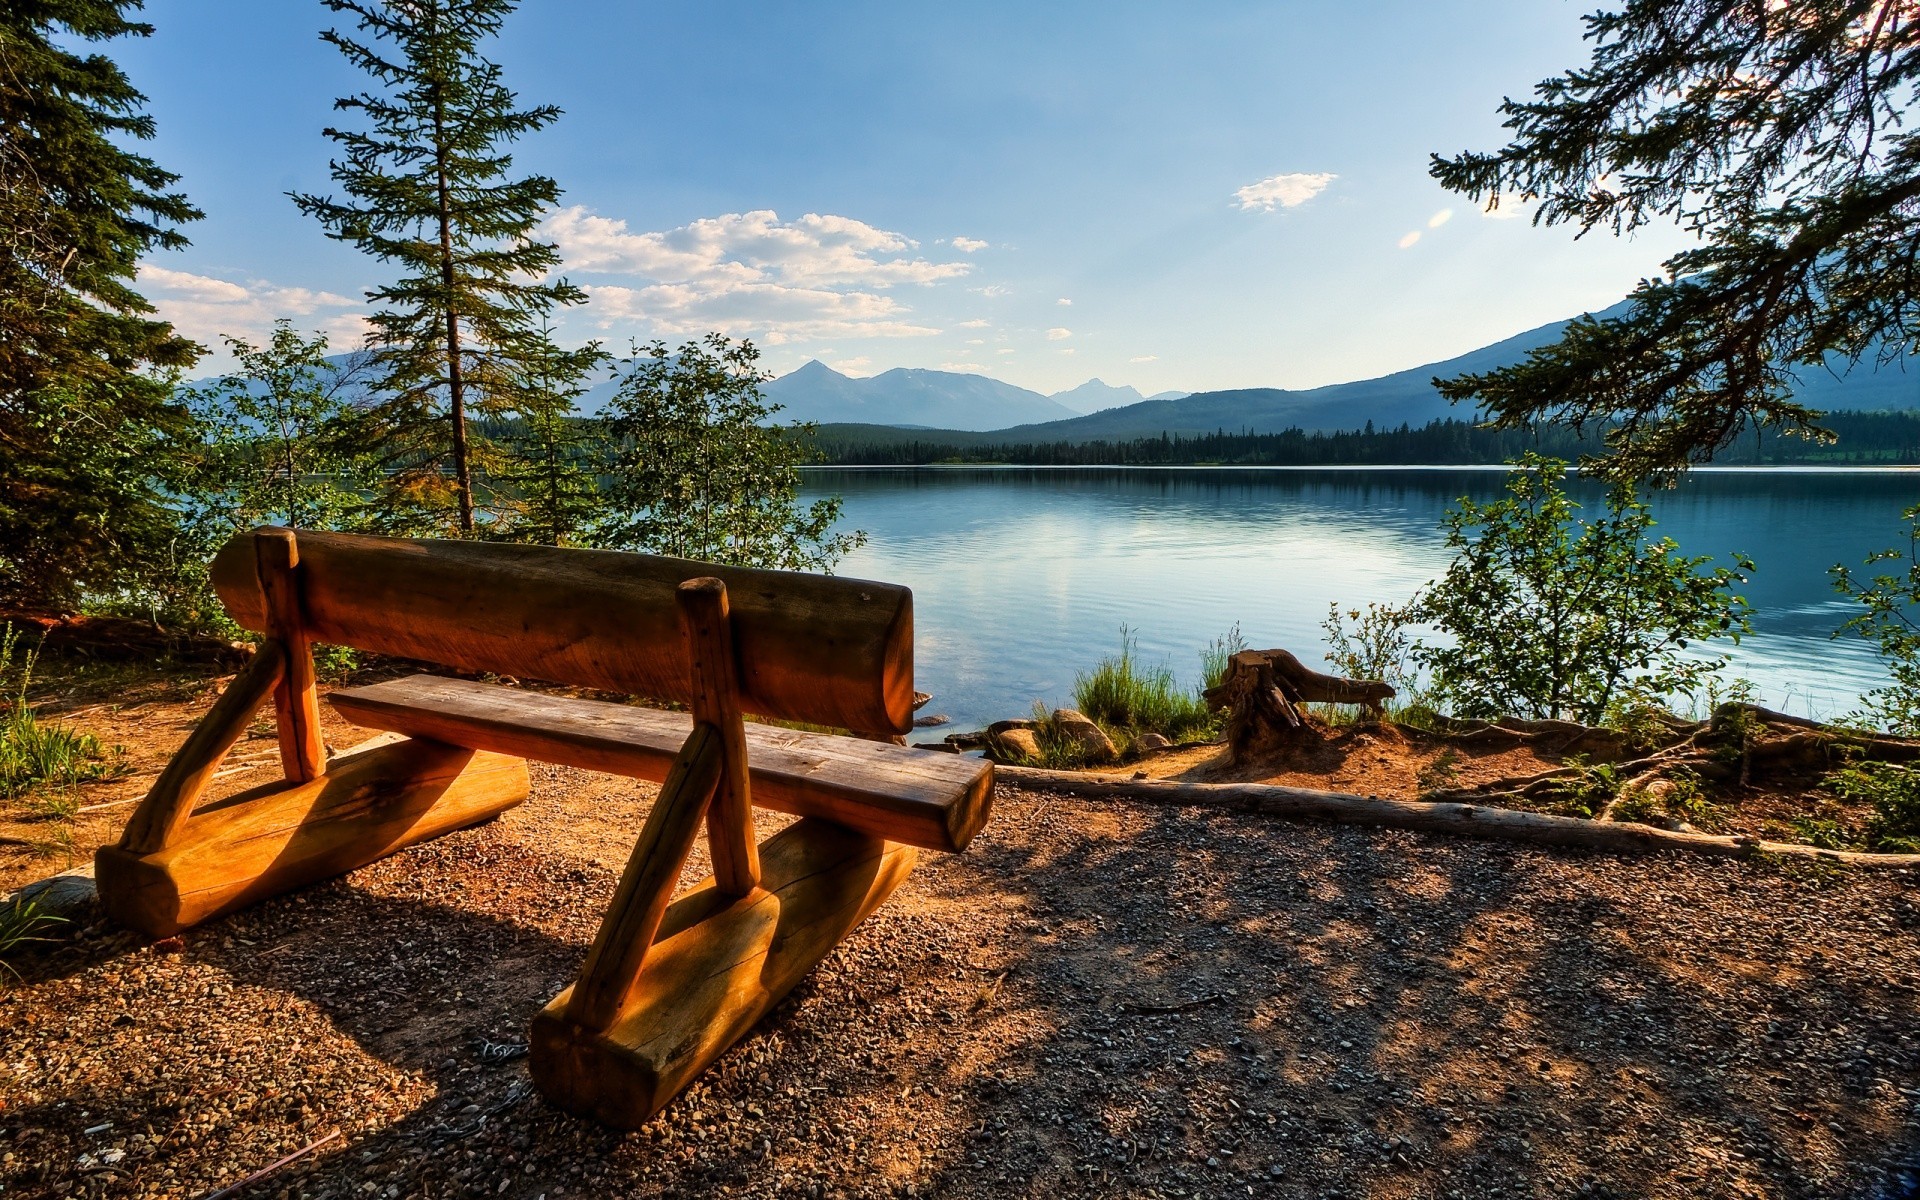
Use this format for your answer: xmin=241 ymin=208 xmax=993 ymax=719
xmin=1408 ymin=455 xmax=1752 ymax=724
xmin=1832 ymin=505 xmax=1920 ymax=734
xmin=0 ymin=626 xmax=123 ymax=802
xmin=1073 ymin=626 xmax=1216 ymax=742
xmin=1321 ymin=600 xmax=1419 ymax=693
xmin=1199 ymin=623 xmax=1248 ymax=693
xmin=1825 ymin=761 xmax=1920 ymax=853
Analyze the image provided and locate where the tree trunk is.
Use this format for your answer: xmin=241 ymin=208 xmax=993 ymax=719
xmin=1202 ymin=648 xmax=1395 ymax=763
xmin=434 ymin=103 xmax=474 ymax=535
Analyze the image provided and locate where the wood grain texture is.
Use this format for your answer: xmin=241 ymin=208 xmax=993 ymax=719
xmin=566 ymin=722 xmax=726 ymax=1033
xmin=118 ymin=643 xmax=287 ymax=856
xmin=531 ymin=818 xmax=916 ymax=1127
xmin=330 ymin=675 xmax=993 ymax=852
xmin=677 ymin=578 xmax=758 ymax=897
xmin=210 ymin=528 xmax=916 ymax=734
xmin=254 ymin=529 xmax=325 ymax=781
xmin=96 ymin=735 xmax=529 ymax=937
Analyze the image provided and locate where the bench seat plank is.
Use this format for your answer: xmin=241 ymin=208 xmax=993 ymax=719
xmin=329 ymin=675 xmax=992 ymax=853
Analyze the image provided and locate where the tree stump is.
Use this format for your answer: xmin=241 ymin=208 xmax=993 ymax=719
xmin=1202 ymin=649 xmax=1396 ymax=764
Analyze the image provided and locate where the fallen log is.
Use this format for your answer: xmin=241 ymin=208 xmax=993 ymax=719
xmin=990 ymin=765 xmax=1920 ymax=869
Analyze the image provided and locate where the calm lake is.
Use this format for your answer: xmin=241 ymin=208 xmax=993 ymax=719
xmin=798 ymin=466 xmax=1920 ymax=735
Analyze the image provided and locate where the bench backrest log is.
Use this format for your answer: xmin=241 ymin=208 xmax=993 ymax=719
xmin=209 ymin=529 xmax=916 ymax=736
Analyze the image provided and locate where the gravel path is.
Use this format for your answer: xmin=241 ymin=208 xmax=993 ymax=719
xmin=5 ymin=775 xmax=1920 ymax=1199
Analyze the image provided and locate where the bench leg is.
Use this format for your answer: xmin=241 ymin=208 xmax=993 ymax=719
xmin=95 ymin=734 xmax=529 ymax=937
xmin=531 ymin=818 xmax=915 ymax=1128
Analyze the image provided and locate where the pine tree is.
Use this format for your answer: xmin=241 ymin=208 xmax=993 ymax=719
xmin=494 ymin=319 xmax=606 ymax=546
xmin=291 ymin=0 xmax=581 ymax=535
xmin=1431 ymin=2 xmax=1920 ymax=479
xmin=0 ymin=0 xmax=202 ymax=611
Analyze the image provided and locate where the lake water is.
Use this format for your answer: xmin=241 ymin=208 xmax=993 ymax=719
xmin=798 ymin=466 xmax=1920 ymax=735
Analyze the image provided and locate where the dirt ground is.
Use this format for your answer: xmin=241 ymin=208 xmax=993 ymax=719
xmin=5 ymin=665 xmax=1920 ymax=1198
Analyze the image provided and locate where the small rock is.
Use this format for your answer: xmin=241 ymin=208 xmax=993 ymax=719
xmin=1136 ymin=732 xmax=1172 ymax=752
xmin=990 ymin=727 xmax=1043 ymax=762
xmin=913 ymin=713 xmax=951 ymax=728
xmin=1050 ymin=708 xmax=1118 ymax=763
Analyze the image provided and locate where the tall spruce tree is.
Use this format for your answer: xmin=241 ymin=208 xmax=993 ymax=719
xmin=291 ymin=0 xmax=581 ymax=534
xmin=0 ymin=0 xmax=202 ymax=611
xmin=1431 ymin=2 xmax=1920 ymax=479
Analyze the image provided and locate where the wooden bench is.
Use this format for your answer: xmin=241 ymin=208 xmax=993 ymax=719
xmin=96 ymin=527 xmax=993 ymax=1128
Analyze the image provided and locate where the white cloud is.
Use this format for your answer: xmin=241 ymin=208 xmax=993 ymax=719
xmin=949 ymin=236 xmax=988 ymax=253
xmin=137 ymin=263 xmax=365 ymax=350
xmin=1398 ymin=231 xmax=1422 ymax=249
xmin=957 ymin=318 xmax=991 ymax=328
xmin=1059 ymin=348 xmax=1076 ymax=356
xmin=1233 ymin=171 xmax=1336 ymax=212
xmin=996 ymin=348 xmax=1017 ymax=355
xmin=1130 ymin=354 xmax=1158 ymax=363
xmin=1056 ymin=297 xmax=1072 ymax=306
xmin=965 ymin=338 xmax=985 ymax=345
xmin=1428 ymin=208 xmax=1454 ymax=229
xmin=973 ymin=284 xmax=1011 ymax=298
xmin=1046 ymin=327 xmax=1072 ymax=341
xmin=940 ymin=362 xmax=986 ymax=373
xmin=829 ymin=356 xmax=872 ymax=375
xmin=545 ymin=205 xmax=972 ymax=345
xmin=1480 ymin=196 xmax=1532 ymax=220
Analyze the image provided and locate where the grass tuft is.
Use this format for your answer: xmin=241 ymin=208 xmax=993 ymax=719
xmin=0 ymin=625 xmax=124 ymax=802
xmin=1072 ymin=625 xmax=1218 ymax=744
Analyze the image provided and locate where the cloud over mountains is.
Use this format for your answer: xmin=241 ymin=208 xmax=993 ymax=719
xmin=543 ymin=206 xmax=974 ymax=345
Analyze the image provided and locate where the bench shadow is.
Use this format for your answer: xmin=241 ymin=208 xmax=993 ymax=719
xmin=8 ymin=794 xmax=1920 ymax=1199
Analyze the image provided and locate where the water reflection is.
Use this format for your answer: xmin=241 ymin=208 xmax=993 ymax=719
xmin=801 ymin=466 xmax=1920 ymax=731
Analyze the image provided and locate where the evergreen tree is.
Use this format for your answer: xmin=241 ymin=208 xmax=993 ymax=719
xmin=0 ymin=0 xmax=202 ymax=611
xmin=494 ymin=319 xmax=606 ymax=546
xmin=291 ymin=0 xmax=581 ymax=535
xmin=1431 ymin=2 xmax=1920 ymax=479
xmin=597 ymin=335 xmax=864 ymax=572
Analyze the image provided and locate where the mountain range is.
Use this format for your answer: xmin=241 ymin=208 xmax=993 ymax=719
xmin=798 ymin=302 xmax=1919 ymax=442
xmin=759 ymin=362 xmax=1186 ymax=430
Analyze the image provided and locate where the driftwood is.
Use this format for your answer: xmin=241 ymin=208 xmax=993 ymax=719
xmin=1203 ymin=649 xmax=1394 ymax=763
xmin=991 ymin=765 xmax=1920 ymax=868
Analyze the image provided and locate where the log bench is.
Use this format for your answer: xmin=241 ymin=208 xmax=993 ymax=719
xmin=95 ymin=527 xmax=993 ymax=1128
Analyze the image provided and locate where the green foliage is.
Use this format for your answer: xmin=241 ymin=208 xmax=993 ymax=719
xmin=0 ymin=0 xmax=203 ymax=611
xmin=1407 ymin=455 xmax=1752 ymax=724
xmin=1545 ymin=756 xmax=1622 ymax=819
xmin=1199 ymin=623 xmax=1247 ymax=693
xmin=1611 ymin=768 xmax=1721 ymax=831
xmin=1825 ymin=761 xmax=1920 ymax=854
xmin=0 ymin=627 xmax=121 ymax=801
xmin=1831 ymin=505 xmax=1920 ymax=735
xmin=1321 ymin=600 xmax=1419 ymax=694
xmin=1430 ymin=2 xmax=1920 ymax=479
xmin=598 ymin=335 xmax=864 ymax=571
xmin=1072 ymin=625 xmax=1218 ymax=743
xmin=161 ymin=323 xmax=381 ymax=627
xmin=0 ymin=899 xmax=63 ymax=979
xmin=291 ymin=0 xmax=583 ymax=535
xmin=494 ymin=319 xmax=608 ymax=546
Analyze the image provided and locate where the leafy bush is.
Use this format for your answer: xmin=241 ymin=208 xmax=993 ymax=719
xmin=1832 ymin=505 xmax=1920 ymax=735
xmin=1321 ymin=600 xmax=1419 ymax=693
xmin=1407 ymin=455 xmax=1752 ymax=724
xmin=1825 ymin=761 xmax=1920 ymax=853
xmin=1073 ymin=626 xmax=1216 ymax=742
xmin=0 ymin=627 xmax=122 ymax=802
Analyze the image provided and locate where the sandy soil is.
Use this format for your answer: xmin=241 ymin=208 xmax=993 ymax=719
xmin=4 ymin=666 xmax=1920 ymax=1198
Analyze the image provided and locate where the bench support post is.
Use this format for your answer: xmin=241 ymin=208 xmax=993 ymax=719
xmin=97 ymin=527 xmax=532 ymax=939
xmin=529 ymin=576 xmax=915 ymax=1127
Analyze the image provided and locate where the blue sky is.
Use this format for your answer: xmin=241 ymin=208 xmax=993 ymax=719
xmin=118 ymin=1 xmax=1692 ymax=395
